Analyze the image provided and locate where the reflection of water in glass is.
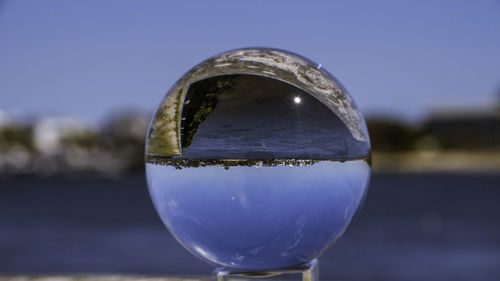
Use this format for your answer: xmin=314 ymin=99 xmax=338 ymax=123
xmin=145 ymin=48 xmax=371 ymax=273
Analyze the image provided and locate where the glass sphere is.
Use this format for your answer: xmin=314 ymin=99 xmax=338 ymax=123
xmin=145 ymin=48 xmax=371 ymax=271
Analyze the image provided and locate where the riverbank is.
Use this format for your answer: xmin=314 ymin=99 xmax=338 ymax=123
xmin=371 ymin=151 xmax=500 ymax=173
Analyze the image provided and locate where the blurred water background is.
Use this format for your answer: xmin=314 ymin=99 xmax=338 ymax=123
xmin=1 ymin=172 xmax=499 ymax=281
xmin=1 ymin=1 xmax=500 ymax=281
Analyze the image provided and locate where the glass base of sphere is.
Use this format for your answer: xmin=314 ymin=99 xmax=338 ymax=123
xmin=212 ymin=259 xmax=319 ymax=281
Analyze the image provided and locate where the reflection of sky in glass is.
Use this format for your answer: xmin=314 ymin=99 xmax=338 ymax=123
xmin=146 ymin=160 xmax=370 ymax=271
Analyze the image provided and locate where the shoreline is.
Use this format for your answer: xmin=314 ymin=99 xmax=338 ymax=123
xmin=1 ymin=151 xmax=499 ymax=179
xmin=371 ymin=151 xmax=500 ymax=174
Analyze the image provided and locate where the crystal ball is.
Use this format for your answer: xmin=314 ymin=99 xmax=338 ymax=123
xmin=145 ymin=48 xmax=371 ymax=271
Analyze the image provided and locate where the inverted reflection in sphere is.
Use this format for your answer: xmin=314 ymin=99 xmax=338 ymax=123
xmin=145 ymin=48 xmax=371 ymax=272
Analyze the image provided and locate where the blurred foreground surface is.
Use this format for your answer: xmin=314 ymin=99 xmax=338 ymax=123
xmin=1 ymin=173 xmax=499 ymax=281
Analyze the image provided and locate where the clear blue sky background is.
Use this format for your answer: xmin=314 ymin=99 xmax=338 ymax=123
xmin=1 ymin=0 xmax=499 ymax=124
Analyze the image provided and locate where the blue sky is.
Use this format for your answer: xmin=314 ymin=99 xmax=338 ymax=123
xmin=1 ymin=0 xmax=499 ymax=124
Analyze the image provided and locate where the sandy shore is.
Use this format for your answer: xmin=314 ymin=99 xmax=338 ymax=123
xmin=371 ymin=151 xmax=500 ymax=173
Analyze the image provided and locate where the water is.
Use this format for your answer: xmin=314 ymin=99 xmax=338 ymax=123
xmin=146 ymin=50 xmax=370 ymax=161
xmin=146 ymin=159 xmax=370 ymax=271
xmin=2 ymin=173 xmax=500 ymax=280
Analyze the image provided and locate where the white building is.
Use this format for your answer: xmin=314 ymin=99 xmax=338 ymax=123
xmin=33 ymin=116 xmax=89 ymax=155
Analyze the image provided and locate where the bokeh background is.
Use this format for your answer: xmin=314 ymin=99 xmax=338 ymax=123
xmin=1 ymin=1 xmax=499 ymax=281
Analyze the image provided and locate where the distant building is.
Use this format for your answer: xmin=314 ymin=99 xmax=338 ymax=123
xmin=0 ymin=110 xmax=11 ymax=127
xmin=33 ymin=116 xmax=89 ymax=155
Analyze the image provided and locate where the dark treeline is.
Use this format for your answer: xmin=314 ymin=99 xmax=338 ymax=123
xmin=0 ymin=112 xmax=148 ymax=176
xmin=368 ymin=109 xmax=500 ymax=152
xmin=1 ymin=109 xmax=499 ymax=176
